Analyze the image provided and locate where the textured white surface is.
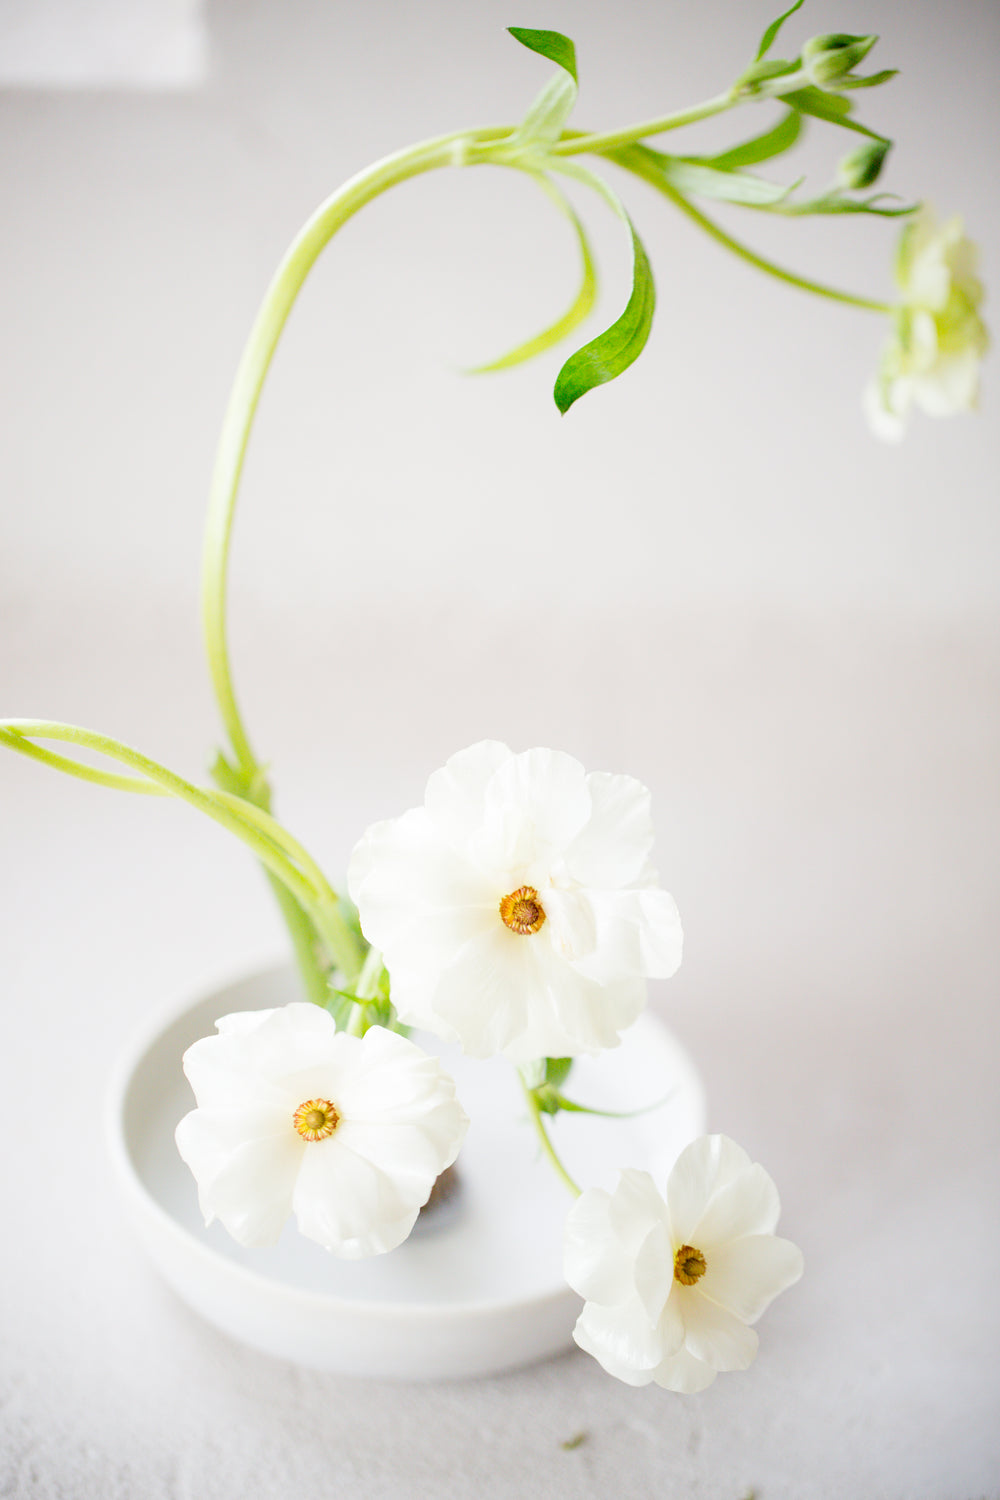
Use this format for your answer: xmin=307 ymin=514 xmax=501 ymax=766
xmin=2 ymin=0 xmax=999 ymax=1495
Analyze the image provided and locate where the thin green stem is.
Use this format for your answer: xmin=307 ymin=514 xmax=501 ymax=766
xmin=610 ymin=146 xmax=892 ymax=312
xmin=263 ymin=871 xmax=330 ymax=1006
xmin=522 ymin=1079 xmax=582 ymax=1198
xmin=200 ymin=124 xmax=509 ymax=781
xmin=0 ymin=718 xmax=361 ymax=979
xmin=548 ymin=91 xmax=738 ymax=157
xmin=0 ymin=729 xmax=168 ymax=795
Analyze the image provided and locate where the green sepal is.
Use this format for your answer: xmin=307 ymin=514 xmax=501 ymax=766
xmin=545 ymin=1057 xmax=574 ymax=1089
xmin=553 ymin=216 xmax=654 ymax=414
xmin=736 ymin=56 xmax=800 ymax=92
xmin=755 ymin=0 xmax=806 ymax=61
xmin=837 ymin=68 xmax=899 ymax=90
xmin=698 ymin=108 xmax=801 ymax=170
xmin=508 ymin=26 xmax=577 ymax=83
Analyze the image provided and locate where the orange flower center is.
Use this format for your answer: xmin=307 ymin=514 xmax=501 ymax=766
xmin=673 ymin=1244 xmax=707 ymax=1285
xmin=499 ymin=885 xmax=546 ymax=935
xmin=293 ymin=1097 xmax=341 ymax=1142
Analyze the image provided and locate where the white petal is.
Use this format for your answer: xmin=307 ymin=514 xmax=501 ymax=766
xmin=182 ymin=1004 xmax=343 ymax=1108
xmin=564 ymin=771 xmax=656 ymax=889
xmin=175 ymin=1107 xmax=302 ymax=1246
xmin=564 ymin=1189 xmax=635 ymax=1306
xmin=292 ymin=1137 xmax=409 ymax=1249
xmin=550 ymin=888 xmax=682 ymax=983
xmin=608 ymin=1168 xmax=670 ymax=1253
xmin=478 ymin=747 xmax=591 ymax=877
xmin=332 ymin=1208 xmax=421 ymax=1260
xmin=700 ymin=1234 xmax=804 ymax=1323
xmin=423 ymin=740 xmax=512 ymax=855
xmin=652 ymin=1346 xmax=718 ymax=1393
xmin=691 ymin=1163 xmax=782 ymax=1249
xmin=572 ymin=1295 xmax=664 ymax=1375
xmin=633 ymin=1220 xmax=679 ymax=1332
xmin=665 ymin=1135 xmax=754 ymax=1244
xmin=348 ymin=807 xmax=496 ymax=954
xmin=680 ymin=1289 xmax=759 ymax=1372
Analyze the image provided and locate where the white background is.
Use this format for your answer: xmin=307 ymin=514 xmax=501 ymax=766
xmin=1 ymin=1 xmax=998 ymax=1495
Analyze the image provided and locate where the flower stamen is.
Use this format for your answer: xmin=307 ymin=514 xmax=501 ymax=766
xmin=499 ymin=885 xmax=546 ymax=935
xmin=293 ymin=1097 xmax=341 ymax=1142
xmin=673 ymin=1244 xmax=707 ymax=1286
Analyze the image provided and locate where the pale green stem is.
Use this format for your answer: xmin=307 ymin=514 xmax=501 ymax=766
xmin=0 ymin=719 xmax=360 ymax=980
xmin=201 ymin=124 xmax=509 ymax=780
xmin=522 ymin=1079 xmax=582 ymax=1198
xmin=611 ymin=147 xmax=892 ymax=312
xmin=0 ymin=728 xmax=168 ymax=795
xmin=549 ymin=90 xmax=739 ymax=157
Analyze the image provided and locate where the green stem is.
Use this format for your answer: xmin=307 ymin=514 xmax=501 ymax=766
xmin=549 ymin=90 xmax=738 ymax=157
xmin=610 ymin=146 xmax=892 ymax=312
xmin=522 ymin=1079 xmax=582 ymax=1198
xmin=200 ymin=124 xmax=509 ymax=782
xmin=0 ymin=718 xmax=360 ymax=981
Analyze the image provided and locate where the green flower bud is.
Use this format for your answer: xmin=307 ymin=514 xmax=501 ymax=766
xmin=801 ymin=32 xmax=877 ymax=87
xmin=837 ymin=138 xmax=890 ymax=190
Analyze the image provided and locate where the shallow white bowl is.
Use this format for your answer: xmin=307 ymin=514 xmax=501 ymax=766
xmin=107 ymin=961 xmax=706 ymax=1380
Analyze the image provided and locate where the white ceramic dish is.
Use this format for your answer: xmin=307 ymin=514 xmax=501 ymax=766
xmin=107 ymin=960 xmax=706 ymax=1380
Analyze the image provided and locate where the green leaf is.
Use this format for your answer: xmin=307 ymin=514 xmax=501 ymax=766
xmin=699 ymin=108 xmax=801 ymax=170
xmin=756 ymin=0 xmax=806 ymax=61
xmin=553 ymin=210 xmax=654 ymax=414
xmin=783 ymin=84 xmax=854 ymax=121
xmin=508 ymin=26 xmax=577 ymax=83
xmin=509 ymin=69 xmax=578 ymax=151
xmin=768 ymin=189 xmax=915 ymax=216
xmin=468 ymin=175 xmax=597 ymax=373
xmin=640 ymin=152 xmax=795 ymax=206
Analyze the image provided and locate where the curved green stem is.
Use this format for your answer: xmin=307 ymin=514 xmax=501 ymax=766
xmin=522 ymin=1078 xmax=582 ymax=1198
xmin=0 ymin=728 xmax=169 ymax=795
xmin=549 ymin=90 xmax=738 ymax=157
xmin=201 ymin=124 xmax=509 ymax=780
xmin=0 ymin=719 xmax=360 ymax=980
xmin=610 ymin=146 xmax=892 ymax=312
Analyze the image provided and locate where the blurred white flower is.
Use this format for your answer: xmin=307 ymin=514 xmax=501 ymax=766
xmin=564 ymin=1136 xmax=803 ymax=1392
xmin=175 ymin=1004 xmax=467 ymax=1257
xmin=348 ymin=741 xmax=683 ymax=1064
xmin=866 ymin=206 xmax=988 ymax=441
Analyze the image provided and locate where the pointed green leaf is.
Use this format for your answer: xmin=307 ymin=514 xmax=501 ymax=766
xmin=553 ymin=215 xmax=654 ymax=414
xmin=756 ymin=0 xmax=806 ymax=61
xmin=468 ymin=175 xmax=597 ymax=374
xmin=639 ymin=152 xmax=795 ymax=206
xmin=508 ymin=26 xmax=577 ymax=83
xmin=509 ymin=68 xmax=577 ymax=151
xmin=783 ymin=84 xmax=854 ymax=121
xmin=699 ymin=108 xmax=801 ymax=170
xmin=784 ymin=87 xmax=888 ymax=145
xmin=768 ymin=189 xmax=916 ymax=216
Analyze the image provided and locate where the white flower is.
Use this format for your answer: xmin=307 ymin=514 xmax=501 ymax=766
xmin=175 ymin=1004 xmax=468 ymax=1257
xmin=564 ymin=1136 xmax=803 ymax=1392
xmin=347 ymin=741 xmax=683 ymax=1064
xmin=866 ymin=206 xmax=988 ymax=441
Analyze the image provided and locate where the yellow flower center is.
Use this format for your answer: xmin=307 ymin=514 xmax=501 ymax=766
xmin=673 ymin=1244 xmax=707 ymax=1286
xmin=293 ymin=1097 xmax=341 ymax=1142
xmin=499 ymin=885 xmax=546 ymax=935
